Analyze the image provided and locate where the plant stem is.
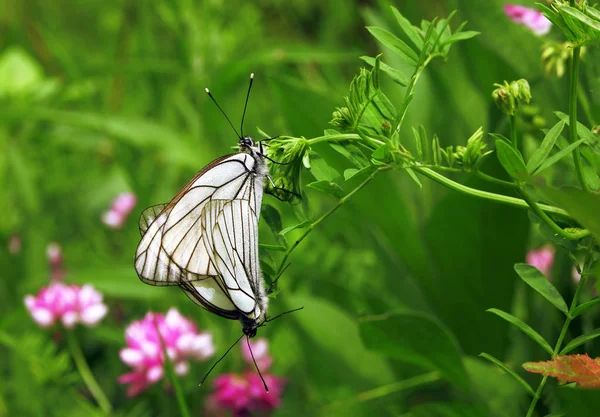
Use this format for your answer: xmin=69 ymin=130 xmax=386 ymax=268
xmin=518 ymin=188 xmax=590 ymax=240
xmin=525 ymin=261 xmax=589 ymax=417
xmin=413 ymin=166 xmax=571 ymax=219
xmin=275 ymin=167 xmax=386 ymax=276
xmin=66 ymin=331 xmax=112 ymax=416
xmin=305 ymin=136 xmax=574 ymax=219
xmin=323 ymin=371 xmax=439 ymax=411
xmin=475 ymin=171 xmax=519 ymax=188
xmin=510 ymin=114 xmax=518 ymax=149
xmin=568 ymin=46 xmax=589 ymax=192
xmin=577 ymin=82 xmax=597 ymax=127
xmin=153 ymin=318 xmax=191 ymax=417
xmin=307 ymin=133 xmax=384 ymax=147
xmin=392 ymin=56 xmax=434 ymax=135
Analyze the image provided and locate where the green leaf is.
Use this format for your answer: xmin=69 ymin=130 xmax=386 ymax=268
xmin=290 ymin=294 xmax=394 ymax=384
xmin=560 ymin=328 xmax=600 ymax=354
xmin=258 ymin=243 xmax=286 ymax=252
xmin=366 ymin=27 xmax=419 ymax=65
xmin=306 ymin=180 xmax=344 ymax=198
xmin=360 ymin=312 xmax=472 ymax=391
xmin=405 ymin=167 xmax=422 ymax=188
xmin=536 ymin=186 xmax=600 ymax=242
xmin=279 ymin=220 xmax=311 ymax=236
xmin=479 ymin=352 xmax=535 ymax=396
xmin=360 ymin=56 xmax=408 ymax=86
xmin=262 ymin=203 xmax=283 ymax=236
xmin=330 ymin=142 xmax=370 ymax=168
xmin=560 ymin=5 xmax=600 ymax=32
xmin=495 ymin=139 xmax=528 ymax=181
xmin=309 ymin=153 xmax=341 ymax=182
xmin=572 ymin=298 xmax=600 ymax=318
xmin=527 ymin=120 xmax=566 ymax=173
xmin=390 ymin=6 xmax=423 ymax=50
xmin=489 ymin=133 xmax=511 ymax=144
xmin=372 ymin=144 xmax=392 ymax=163
xmin=514 ymin=263 xmax=568 ymax=314
xmin=487 ymin=308 xmax=553 ymax=355
xmin=532 ymin=139 xmax=585 ymax=175
xmin=439 ymin=30 xmax=480 ymax=48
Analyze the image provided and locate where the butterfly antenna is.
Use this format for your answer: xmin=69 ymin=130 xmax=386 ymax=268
xmin=240 ymin=73 xmax=254 ymax=137
xmin=205 ymin=87 xmax=241 ymax=139
xmin=199 ymin=333 xmax=245 ymax=387
xmin=246 ymin=335 xmax=269 ymax=392
xmin=265 ymin=306 xmax=304 ymax=323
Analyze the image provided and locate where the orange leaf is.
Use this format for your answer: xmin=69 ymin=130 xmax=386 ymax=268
xmin=523 ymin=354 xmax=600 ymax=387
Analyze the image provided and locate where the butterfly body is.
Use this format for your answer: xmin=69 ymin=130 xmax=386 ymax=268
xmin=135 ymin=136 xmax=269 ymax=337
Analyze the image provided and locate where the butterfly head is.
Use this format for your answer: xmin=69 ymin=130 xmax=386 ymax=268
xmin=239 ymin=136 xmax=255 ymax=149
xmin=241 ymin=316 xmax=260 ymax=338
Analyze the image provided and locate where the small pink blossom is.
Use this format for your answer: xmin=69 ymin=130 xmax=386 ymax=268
xmin=526 ymin=246 xmax=555 ymax=278
xmin=206 ymin=338 xmax=285 ymax=417
xmin=504 ymin=4 xmax=552 ymax=35
xmin=24 ymin=282 xmax=108 ymax=328
xmin=207 ymin=372 xmax=286 ymax=417
xmin=572 ymin=266 xmax=582 ymax=285
xmin=118 ymin=308 xmax=215 ymax=397
xmin=8 ymin=234 xmax=21 ymax=255
xmin=46 ymin=242 xmax=67 ymax=280
xmin=241 ymin=338 xmax=273 ymax=371
xmin=102 ymin=192 xmax=137 ymax=229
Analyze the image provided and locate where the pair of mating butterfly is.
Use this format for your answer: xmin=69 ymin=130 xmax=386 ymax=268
xmin=134 ymin=74 xmax=298 ymax=391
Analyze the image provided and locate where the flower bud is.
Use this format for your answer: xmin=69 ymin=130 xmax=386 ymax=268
xmin=264 ymin=136 xmax=309 ymax=202
xmin=492 ymin=79 xmax=531 ymax=116
xmin=330 ymin=107 xmax=353 ymax=131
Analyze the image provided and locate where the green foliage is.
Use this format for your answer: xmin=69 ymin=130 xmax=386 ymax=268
xmin=540 ymin=1 xmax=600 ymax=46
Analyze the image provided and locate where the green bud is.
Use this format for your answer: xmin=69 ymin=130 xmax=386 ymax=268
xmin=330 ymin=106 xmax=353 ymax=131
xmin=492 ymin=79 xmax=532 ymax=116
xmin=264 ymin=136 xmax=310 ymax=202
xmin=453 ymin=127 xmax=489 ymax=170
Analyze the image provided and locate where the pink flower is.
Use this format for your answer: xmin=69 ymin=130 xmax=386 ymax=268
xmin=526 ymin=246 xmax=555 ymax=278
xmin=504 ymin=4 xmax=552 ymax=35
xmin=24 ymin=282 xmax=108 ymax=328
xmin=241 ymin=338 xmax=273 ymax=371
xmin=118 ymin=308 xmax=214 ymax=397
xmin=207 ymin=372 xmax=286 ymax=417
xmin=102 ymin=192 xmax=137 ymax=229
xmin=8 ymin=234 xmax=21 ymax=255
xmin=206 ymin=338 xmax=285 ymax=417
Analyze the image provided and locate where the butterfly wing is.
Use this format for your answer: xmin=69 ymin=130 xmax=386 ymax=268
xmin=134 ymin=153 xmax=258 ymax=286
xmin=178 ymin=198 xmax=262 ymax=319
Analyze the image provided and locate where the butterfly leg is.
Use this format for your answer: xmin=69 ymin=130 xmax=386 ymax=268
xmin=265 ymin=175 xmax=301 ymax=200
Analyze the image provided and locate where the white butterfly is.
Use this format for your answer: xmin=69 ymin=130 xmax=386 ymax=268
xmin=134 ymin=76 xmax=269 ymax=338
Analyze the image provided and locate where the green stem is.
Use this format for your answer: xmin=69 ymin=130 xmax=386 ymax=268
xmin=518 ymin=189 xmax=590 ymax=240
xmin=525 ymin=261 xmax=589 ymax=417
xmin=307 ymin=133 xmax=384 ymax=147
xmin=568 ymin=47 xmax=589 ymax=192
xmin=323 ymin=371 xmax=439 ymax=411
xmin=66 ymin=331 xmax=112 ymax=416
xmin=413 ymin=166 xmax=572 ymax=219
xmin=276 ymin=167 xmax=386 ymax=276
xmin=392 ymin=56 xmax=434 ymax=135
xmin=475 ymin=171 xmax=519 ymax=189
xmin=578 ymin=82 xmax=597 ymax=127
xmin=153 ymin=318 xmax=191 ymax=417
xmin=510 ymin=114 xmax=518 ymax=149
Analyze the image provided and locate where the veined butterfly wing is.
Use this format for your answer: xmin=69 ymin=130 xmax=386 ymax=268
xmin=134 ymin=150 xmax=267 ymax=323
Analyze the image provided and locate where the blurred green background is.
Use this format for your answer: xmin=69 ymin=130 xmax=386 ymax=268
xmin=2 ymin=0 xmax=600 ymax=416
